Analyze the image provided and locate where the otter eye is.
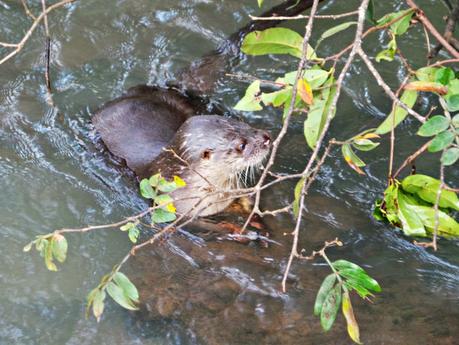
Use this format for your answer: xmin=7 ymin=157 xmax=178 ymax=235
xmin=236 ymin=140 xmax=247 ymax=153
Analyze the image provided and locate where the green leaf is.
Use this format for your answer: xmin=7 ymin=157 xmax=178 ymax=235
xmin=304 ymin=77 xmax=337 ymax=148
xmin=51 ymin=234 xmax=68 ymax=263
xmin=234 ymin=80 xmax=262 ymax=111
xmin=92 ymin=289 xmax=106 ymax=322
xmin=441 ymin=147 xmax=459 ymax=166
xmin=410 ymin=205 xmax=459 ymax=237
xmin=376 ymin=89 xmax=418 ymax=134
xmin=417 ymin=115 xmax=450 ymax=137
xmin=366 ymin=0 xmax=376 ymax=24
xmin=320 ymin=283 xmax=342 ymax=332
xmin=416 ymin=66 xmax=438 ymax=82
xmin=241 ymin=27 xmax=317 ymax=59
xmin=344 ymin=280 xmax=372 ymax=299
xmin=257 ymin=0 xmax=263 ymax=7
xmin=157 ymin=178 xmax=178 ymax=193
xmin=401 ymin=174 xmax=459 ymax=210
xmin=338 ymin=269 xmax=381 ymax=293
xmin=151 ymin=208 xmax=176 ymax=223
xmin=452 ymin=114 xmax=459 ymax=128
xmin=293 ymin=177 xmax=305 ymax=218
xmin=261 ymin=88 xmax=291 ymax=107
xmin=377 ymin=10 xmax=413 ymax=35
xmin=352 ymin=138 xmax=379 ymax=151
xmin=397 ymin=190 xmax=427 ymax=236
xmin=128 ymin=226 xmax=140 ymax=243
xmin=314 ymin=273 xmax=336 ymax=316
xmin=342 ymin=288 xmax=361 ymax=344
xmin=342 ymin=143 xmax=366 ymax=175
xmin=332 ymin=260 xmax=365 ymax=273
xmin=140 ymin=179 xmax=156 ymax=199
xmin=435 ymin=67 xmax=455 ymax=85
xmin=375 ymin=48 xmax=395 ymax=62
xmin=445 ymin=94 xmax=459 ymax=112
xmin=275 ymin=68 xmax=330 ymax=90
xmin=120 ymin=222 xmax=135 ymax=231
xmin=106 ymin=281 xmax=138 ymax=310
xmin=173 ymin=175 xmax=186 ymax=188
xmin=155 ymin=194 xmax=174 ymax=206
xmin=383 ymin=183 xmax=400 ymax=224
xmin=316 ymin=22 xmax=357 ymax=49
xmin=113 ymin=272 xmax=139 ymax=302
xmin=44 ymin=241 xmax=57 ymax=271
xmin=428 ymin=130 xmax=455 ymax=152
xmin=149 ymin=174 xmax=160 ymax=187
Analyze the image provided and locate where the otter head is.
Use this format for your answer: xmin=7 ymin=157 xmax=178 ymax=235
xmin=174 ymin=115 xmax=271 ymax=188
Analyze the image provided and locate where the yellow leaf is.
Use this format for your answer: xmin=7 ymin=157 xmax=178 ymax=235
xmin=404 ymin=81 xmax=448 ymax=95
xmin=342 ymin=289 xmax=361 ymax=344
xmin=359 ymin=132 xmax=380 ymax=139
xmin=173 ymin=175 xmax=186 ymax=188
xmin=298 ymin=79 xmax=313 ymax=105
xmin=165 ymin=203 xmax=176 ymax=213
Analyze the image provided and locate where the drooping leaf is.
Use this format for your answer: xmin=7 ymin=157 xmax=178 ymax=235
xmin=397 ymin=190 xmax=427 ymax=236
xmin=23 ymin=242 xmax=33 ymax=252
xmin=51 ymin=234 xmax=68 ymax=263
xmin=342 ymin=144 xmax=365 ymax=175
xmin=92 ymin=289 xmax=106 ymax=322
xmin=314 ymin=273 xmax=336 ymax=316
xmin=293 ymin=177 xmax=305 ymax=218
xmin=241 ymin=28 xmax=317 ymax=59
xmin=304 ymin=77 xmax=336 ymax=148
xmin=376 ymin=89 xmax=418 ymax=134
xmin=441 ymin=147 xmax=459 ymax=166
xmin=320 ymin=283 xmax=342 ymax=332
xmin=417 ymin=115 xmax=450 ymax=137
xmin=377 ymin=9 xmax=414 ymax=35
xmin=106 ymin=281 xmax=138 ymax=310
xmin=344 ymin=280 xmax=372 ymax=299
xmin=113 ymin=272 xmax=139 ymax=302
xmin=128 ymin=226 xmax=140 ymax=243
xmin=257 ymin=0 xmax=263 ymax=7
xmin=366 ymin=0 xmax=376 ymax=24
xmin=234 ymin=80 xmax=262 ymax=111
xmin=44 ymin=240 xmax=57 ymax=271
xmin=428 ymin=130 xmax=455 ymax=152
xmin=140 ymin=179 xmax=156 ymax=199
xmin=155 ymin=194 xmax=174 ymax=206
xmin=401 ymin=174 xmax=459 ymax=210
xmin=151 ymin=208 xmax=177 ymax=223
xmin=276 ymin=68 xmax=330 ymax=90
xmin=342 ymin=288 xmax=361 ymax=344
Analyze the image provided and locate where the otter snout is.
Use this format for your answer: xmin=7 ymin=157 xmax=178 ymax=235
xmin=262 ymin=132 xmax=271 ymax=147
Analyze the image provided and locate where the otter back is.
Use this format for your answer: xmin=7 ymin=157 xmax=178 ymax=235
xmin=93 ymin=86 xmax=198 ymax=174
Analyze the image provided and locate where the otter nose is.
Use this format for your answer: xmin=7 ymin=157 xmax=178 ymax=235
xmin=262 ymin=132 xmax=271 ymax=147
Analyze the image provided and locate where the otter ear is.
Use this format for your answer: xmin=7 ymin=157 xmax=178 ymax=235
xmin=201 ymin=149 xmax=212 ymax=160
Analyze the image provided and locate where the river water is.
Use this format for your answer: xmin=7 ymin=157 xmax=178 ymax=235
xmin=1 ymin=0 xmax=458 ymax=344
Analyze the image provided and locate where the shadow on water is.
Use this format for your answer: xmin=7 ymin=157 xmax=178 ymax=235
xmin=0 ymin=0 xmax=458 ymax=344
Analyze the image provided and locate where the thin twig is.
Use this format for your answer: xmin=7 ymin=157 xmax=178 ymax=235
xmin=249 ymin=10 xmax=358 ymax=21
xmin=0 ymin=0 xmax=76 ymax=66
xmin=21 ymin=0 xmax=36 ymax=20
xmin=393 ymin=139 xmax=433 ymax=179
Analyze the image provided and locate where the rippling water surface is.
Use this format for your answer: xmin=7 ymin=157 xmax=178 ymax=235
xmin=1 ymin=1 xmax=458 ymax=344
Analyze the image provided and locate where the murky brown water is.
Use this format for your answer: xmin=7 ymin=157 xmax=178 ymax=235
xmin=1 ymin=0 xmax=458 ymax=344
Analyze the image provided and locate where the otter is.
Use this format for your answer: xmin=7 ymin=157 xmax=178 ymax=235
xmin=93 ymin=0 xmax=317 ymax=218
